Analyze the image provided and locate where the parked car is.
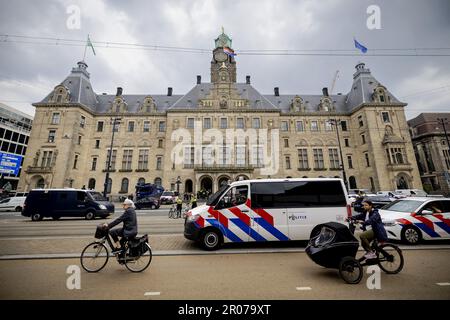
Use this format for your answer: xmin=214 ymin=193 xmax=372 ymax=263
xmin=160 ymin=191 xmax=176 ymax=204
xmin=0 ymin=196 xmax=26 ymax=212
xmin=394 ymin=189 xmax=428 ymax=197
xmin=377 ymin=191 xmax=398 ymax=198
xmin=22 ymin=189 xmax=115 ymax=221
xmin=380 ymin=197 xmax=450 ymax=245
xmin=134 ymin=197 xmax=160 ymax=210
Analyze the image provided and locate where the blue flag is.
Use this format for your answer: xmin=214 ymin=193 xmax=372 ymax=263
xmin=354 ymin=38 xmax=368 ymax=53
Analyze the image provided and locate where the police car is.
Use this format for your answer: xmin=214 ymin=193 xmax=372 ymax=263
xmin=380 ymin=197 xmax=450 ymax=245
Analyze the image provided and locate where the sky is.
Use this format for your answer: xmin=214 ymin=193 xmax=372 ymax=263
xmin=0 ymin=0 xmax=449 ymax=119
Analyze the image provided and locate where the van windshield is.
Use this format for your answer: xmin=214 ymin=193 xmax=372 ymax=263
xmin=87 ymin=192 xmax=106 ymax=201
xmin=206 ymin=184 xmax=229 ymax=206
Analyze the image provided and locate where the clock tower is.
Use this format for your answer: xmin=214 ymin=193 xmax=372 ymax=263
xmin=211 ymin=28 xmax=236 ymax=83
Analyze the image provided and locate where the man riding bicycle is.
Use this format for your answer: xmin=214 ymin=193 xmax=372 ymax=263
xmin=349 ymin=200 xmax=388 ymax=259
xmin=103 ymin=198 xmax=138 ymax=254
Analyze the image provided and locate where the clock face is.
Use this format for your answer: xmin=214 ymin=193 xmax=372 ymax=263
xmin=214 ymin=51 xmax=227 ymax=62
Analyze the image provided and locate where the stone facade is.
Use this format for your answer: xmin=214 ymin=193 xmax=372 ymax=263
xmin=18 ymin=31 xmax=422 ymax=198
xmin=408 ymin=113 xmax=450 ymax=196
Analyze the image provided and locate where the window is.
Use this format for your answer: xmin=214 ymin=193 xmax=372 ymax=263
xmin=380 ymin=95 xmax=385 ymax=102
xmin=80 ymin=115 xmax=86 ymax=128
xmin=202 ymin=146 xmax=213 ymax=166
xmin=159 ymin=121 xmax=166 ymax=132
xmin=73 ymin=154 xmax=79 ymax=169
xmin=18 ymin=134 xmax=25 ymax=144
xmin=281 ymin=121 xmax=289 ymax=131
xmin=120 ymin=178 xmax=129 ymax=193
xmin=358 ymin=115 xmax=364 ymax=127
xmin=311 ymin=121 xmax=319 ymax=131
xmin=88 ymin=178 xmax=96 ymax=190
xmin=8 ymin=143 xmax=16 ymax=153
xmin=382 ymin=112 xmax=390 ymax=123
xmin=296 ymin=121 xmax=304 ymax=132
xmin=347 ymin=155 xmax=353 ymax=169
xmin=388 ymin=148 xmax=406 ymax=165
xmin=12 ymin=132 xmax=18 ymax=141
xmin=298 ymin=149 xmax=309 ymax=169
xmin=443 ymin=150 xmax=450 ymax=170
xmin=95 ymin=140 xmax=100 ymax=149
xmin=156 ymin=156 xmax=162 ymax=170
xmin=184 ymin=146 xmax=195 ymax=167
xmin=220 ymin=118 xmax=228 ymax=129
xmin=112 ymin=121 xmax=120 ymax=132
xmin=122 ymin=150 xmax=133 ymax=170
xmin=219 ymin=185 xmax=248 ymax=209
xmin=344 ymin=138 xmax=349 ymax=147
xmin=143 ymin=121 xmax=150 ymax=132
xmin=285 ymin=156 xmax=291 ymax=169
xmin=313 ymin=148 xmax=324 ymax=169
xmin=78 ymin=135 xmax=82 ymax=145
xmin=128 ymin=121 xmax=135 ymax=132
xmin=236 ymin=118 xmax=245 ymax=129
xmin=251 ymin=145 xmax=264 ymax=168
xmin=91 ymin=157 xmax=97 ymax=171
xmin=329 ymin=148 xmax=340 ymax=169
xmin=105 ymin=150 xmax=117 ymax=170
xmin=218 ymin=145 xmax=231 ymax=165
xmin=51 ymin=113 xmax=60 ymax=125
xmin=325 ymin=121 xmax=333 ymax=131
xmin=158 ymin=139 xmax=163 ymax=148
xmin=138 ymin=150 xmax=149 ymax=170
xmin=48 ymin=130 xmax=56 ymax=143
xmin=284 ymin=138 xmax=289 ymax=148
xmin=187 ymin=118 xmax=194 ymax=129
xmin=4 ymin=130 xmax=12 ymax=140
xmin=106 ymin=178 xmax=112 ymax=194
xmin=97 ymin=121 xmax=104 ymax=132
xmin=236 ymin=145 xmax=246 ymax=166
xmin=361 ymin=134 xmax=366 ymax=145
xmin=252 ymin=118 xmax=261 ymax=129
xmin=365 ymin=153 xmax=370 ymax=167
xmin=341 ymin=121 xmax=348 ymax=131
xmin=203 ymin=118 xmax=212 ymax=129
xmin=40 ymin=151 xmax=53 ymax=167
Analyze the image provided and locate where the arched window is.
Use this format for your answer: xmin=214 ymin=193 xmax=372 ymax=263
xmin=349 ymin=176 xmax=357 ymax=189
xmin=88 ymin=178 xmax=96 ymax=190
xmin=120 ymin=178 xmax=129 ymax=193
xmin=36 ymin=178 xmax=45 ymax=189
xmin=154 ymin=178 xmax=162 ymax=186
xmin=106 ymin=178 xmax=112 ymax=194
xmin=138 ymin=178 xmax=145 ymax=185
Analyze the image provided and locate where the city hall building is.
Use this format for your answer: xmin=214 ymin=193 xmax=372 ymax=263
xmin=18 ymin=31 xmax=422 ymax=197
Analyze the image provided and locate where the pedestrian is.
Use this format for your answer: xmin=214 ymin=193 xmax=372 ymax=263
xmin=176 ymin=195 xmax=183 ymax=218
xmin=190 ymin=193 xmax=197 ymax=209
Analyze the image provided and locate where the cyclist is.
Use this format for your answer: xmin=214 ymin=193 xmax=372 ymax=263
xmin=350 ymin=200 xmax=388 ymax=259
xmin=176 ymin=195 xmax=183 ymax=218
xmin=103 ymin=198 xmax=137 ymax=254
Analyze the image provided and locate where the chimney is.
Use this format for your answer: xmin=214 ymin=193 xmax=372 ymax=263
xmin=246 ymin=75 xmax=251 ymax=84
xmin=167 ymin=87 xmax=173 ymax=96
xmin=197 ymin=75 xmax=201 ymax=84
xmin=322 ymin=87 xmax=329 ymax=96
xmin=116 ymin=87 xmax=123 ymax=96
xmin=274 ymin=87 xmax=279 ymax=96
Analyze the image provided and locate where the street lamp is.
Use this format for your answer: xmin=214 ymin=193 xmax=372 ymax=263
xmin=103 ymin=117 xmax=121 ymax=199
xmin=176 ymin=176 xmax=182 ymax=194
xmin=328 ymin=118 xmax=348 ymax=190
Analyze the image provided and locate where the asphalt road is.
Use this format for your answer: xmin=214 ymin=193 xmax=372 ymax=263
xmin=0 ymin=250 xmax=449 ymax=300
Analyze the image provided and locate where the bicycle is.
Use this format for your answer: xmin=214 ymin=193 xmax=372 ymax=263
xmin=168 ymin=203 xmax=177 ymax=219
xmin=80 ymin=225 xmax=152 ymax=273
xmin=339 ymin=219 xmax=404 ymax=283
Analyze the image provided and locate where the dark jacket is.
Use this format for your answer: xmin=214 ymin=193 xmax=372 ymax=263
xmin=108 ymin=207 xmax=138 ymax=239
xmin=353 ymin=208 xmax=388 ymax=242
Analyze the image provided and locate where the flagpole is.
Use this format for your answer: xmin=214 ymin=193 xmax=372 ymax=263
xmin=82 ymin=34 xmax=89 ymax=61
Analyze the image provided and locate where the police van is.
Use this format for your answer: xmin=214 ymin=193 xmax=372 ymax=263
xmin=184 ymin=178 xmax=351 ymax=250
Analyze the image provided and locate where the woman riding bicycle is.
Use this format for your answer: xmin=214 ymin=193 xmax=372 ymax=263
xmin=103 ymin=198 xmax=138 ymax=254
xmin=350 ymin=200 xmax=388 ymax=260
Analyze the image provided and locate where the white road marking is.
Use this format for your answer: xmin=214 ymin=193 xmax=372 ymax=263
xmin=296 ymin=287 xmax=312 ymax=291
xmin=144 ymin=292 xmax=161 ymax=296
xmin=436 ymin=282 xmax=450 ymax=286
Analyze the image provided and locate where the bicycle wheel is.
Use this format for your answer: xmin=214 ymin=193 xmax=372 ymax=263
xmin=377 ymin=244 xmax=404 ymax=274
xmin=339 ymin=256 xmax=363 ymax=284
xmin=80 ymin=242 xmax=109 ymax=272
xmin=124 ymin=243 xmax=153 ymax=272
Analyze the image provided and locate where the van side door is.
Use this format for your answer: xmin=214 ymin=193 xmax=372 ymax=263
xmin=249 ymin=182 xmax=290 ymax=242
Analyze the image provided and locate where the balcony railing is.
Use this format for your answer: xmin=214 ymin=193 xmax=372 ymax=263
xmin=386 ymin=163 xmax=413 ymax=171
xmin=193 ymin=164 xmax=255 ymax=172
xmin=26 ymin=166 xmax=53 ymax=174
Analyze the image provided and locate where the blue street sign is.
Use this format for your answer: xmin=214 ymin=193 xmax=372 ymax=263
xmin=0 ymin=152 xmax=23 ymax=176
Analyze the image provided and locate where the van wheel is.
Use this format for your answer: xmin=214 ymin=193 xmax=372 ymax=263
xmin=31 ymin=213 xmax=43 ymax=221
xmin=401 ymin=225 xmax=422 ymax=245
xmin=15 ymin=206 xmax=22 ymax=212
xmin=200 ymin=229 xmax=222 ymax=251
xmin=85 ymin=211 xmax=95 ymax=220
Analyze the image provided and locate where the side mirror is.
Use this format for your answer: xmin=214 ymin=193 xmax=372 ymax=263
xmin=422 ymin=210 xmax=433 ymax=215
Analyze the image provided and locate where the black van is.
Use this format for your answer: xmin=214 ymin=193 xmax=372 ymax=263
xmin=22 ymin=189 xmax=115 ymax=221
